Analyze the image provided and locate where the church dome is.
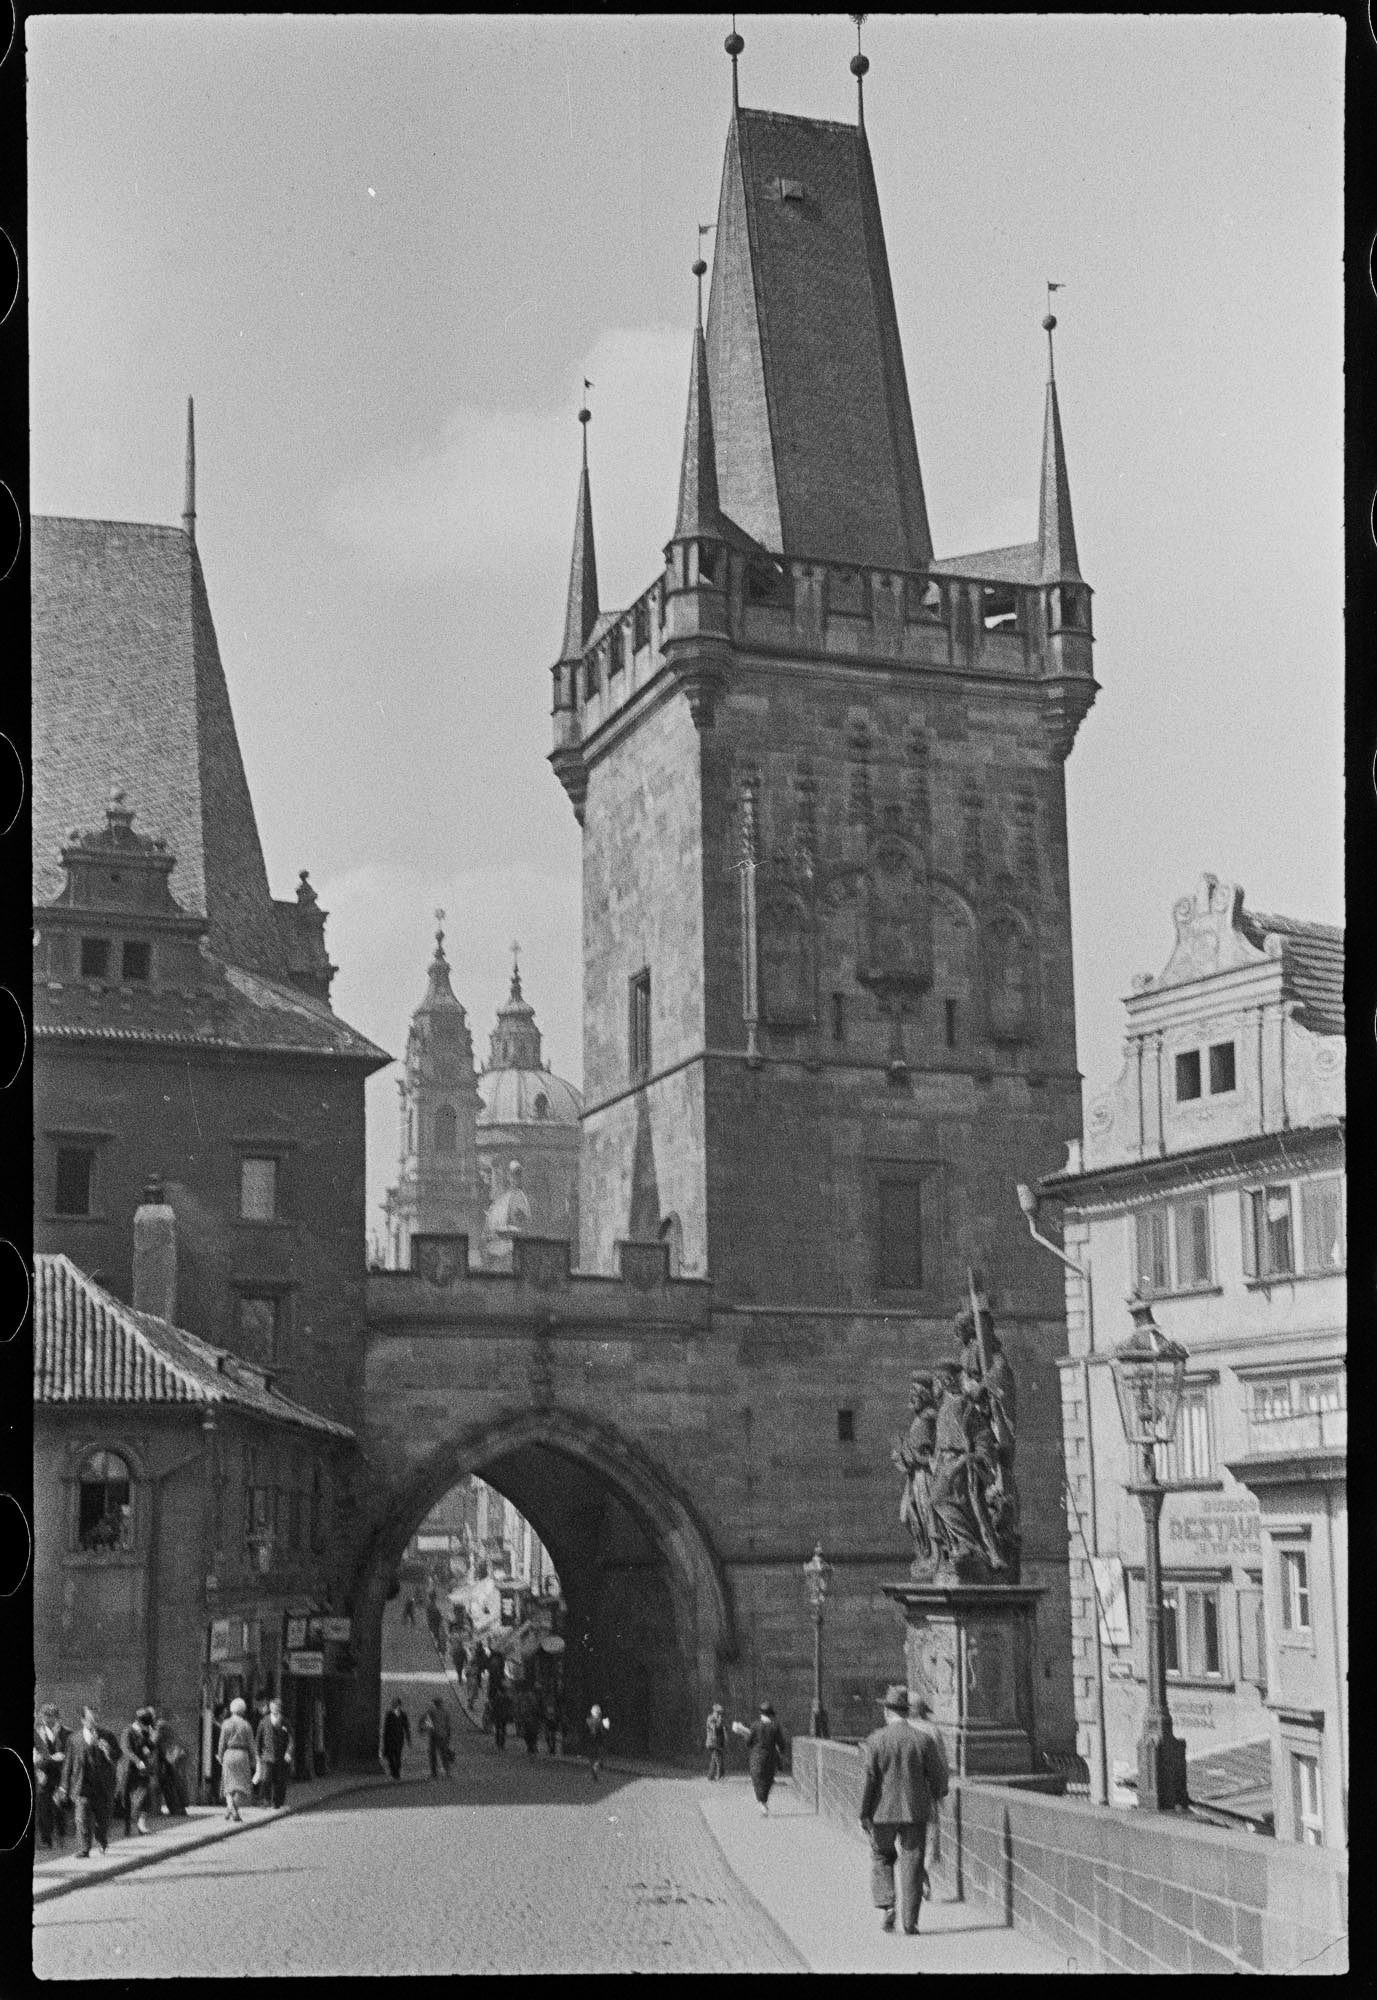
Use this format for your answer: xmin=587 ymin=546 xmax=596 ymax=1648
xmin=476 ymin=960 xmax=582 ymax=1129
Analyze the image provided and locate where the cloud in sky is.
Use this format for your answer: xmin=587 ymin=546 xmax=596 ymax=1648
xmin=321 ymin=324 xmax=687 ymax=601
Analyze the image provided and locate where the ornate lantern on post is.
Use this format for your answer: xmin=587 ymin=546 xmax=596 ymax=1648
xmin=1110 ymin=1293 xmax=1189 ymax=1812
xmin=802 ymin=1541 xmax=833 ymax=1739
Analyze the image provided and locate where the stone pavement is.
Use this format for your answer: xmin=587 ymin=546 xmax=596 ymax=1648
xmin=32 ymin=1767 xmax=388 ymax=1905
xmin=699 ymin=1776 xmax=1081 ymax=1974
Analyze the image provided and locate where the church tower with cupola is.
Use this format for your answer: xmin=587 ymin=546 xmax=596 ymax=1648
xmin=384 ymin=918 xmax=486 ymax=1270
xmin=546 ymin=31 xmax=1098 ymax=1749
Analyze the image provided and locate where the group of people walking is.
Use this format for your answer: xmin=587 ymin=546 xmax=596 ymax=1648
xmin=33 ymin=1701 xmax=192 ymax=1858
xmin=215 ymin=1697 xmax=295 ymax=1822
xmin=704 ymin=1700 xmax=789 ymax=1811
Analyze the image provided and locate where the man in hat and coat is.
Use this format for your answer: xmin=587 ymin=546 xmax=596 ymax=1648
xmin=859 ymin=1684 xmax=950 ymax=1934
xmin=56 ymin=1705 xmax=117 ymax=1857
xmin=732 ymin=1700 xmax=788 ymax=1815
xmin=34 ymin=1703 xmax=70 ymax=1847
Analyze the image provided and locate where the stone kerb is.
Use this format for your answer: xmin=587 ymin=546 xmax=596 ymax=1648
xmin=791 ymin=1739 xmax=1348 ymax=1975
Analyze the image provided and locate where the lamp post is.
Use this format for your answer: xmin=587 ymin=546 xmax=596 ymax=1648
xmin=802 ymin=1541 xmax=833 ymax=1738
xmin=1110 ymin=1293 xmax=1189 ymax=1812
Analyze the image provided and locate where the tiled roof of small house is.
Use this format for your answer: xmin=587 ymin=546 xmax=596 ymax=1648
xmin=1242 ymin=908 xmax=1343 ymax=1035
xmin=33 ymin=1254 xmax=354 ymax=1438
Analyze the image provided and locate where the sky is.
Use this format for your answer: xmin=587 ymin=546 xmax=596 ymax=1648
xmin=28 ymin=14 xmax=1345 ymax=1242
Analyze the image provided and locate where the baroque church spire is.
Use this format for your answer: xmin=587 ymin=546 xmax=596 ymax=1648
xmin=419 ymin=909 xmax=465 ymax=1012
xmin=559 ymin=401 xmax=600 ymax=660
xmin=1037 ymin=307 xmax=1081 ymax=583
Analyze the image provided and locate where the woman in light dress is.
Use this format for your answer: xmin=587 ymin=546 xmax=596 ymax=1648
xmin=217 ymin=1697 xmax=256 ymax=1822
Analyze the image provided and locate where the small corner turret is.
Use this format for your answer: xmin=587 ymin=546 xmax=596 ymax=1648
xmin=1035 ymin=301 xmax=1097 ymax=758
xmin=660 ymin=257 xmax=730 ymax=730
xmin=549 ymin=400 xmax=599 ymax=823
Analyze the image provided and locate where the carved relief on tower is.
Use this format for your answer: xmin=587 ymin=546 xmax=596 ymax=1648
xmin=932 ymin=884 xmax=977 ymax=1037
xmin=859 ymin=822 xmax=933 ymax=997
xmin=982 ymin=906 xmax=1038 ymax=1045
xmin=760 ymin=868 xmax=816 ymax=1028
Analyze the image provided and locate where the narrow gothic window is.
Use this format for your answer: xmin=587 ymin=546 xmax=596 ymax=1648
xmin=831 ymin=992 xmax=845 ymax=1043
xmin=121 ymin=940 xmax=151 ymax=981
xmin=434 ymin=1103 xmax=457 ymax=1153
xmin=77 ymin=1450 xmax=133 ymax=1552
xmin=629 ymin=970 xmax=652 ymax=1079
xmin=54 ymin=1147 xmax=95 ymax=1217
xmin=877 ymin=1180 xmax=923 ymax=1290
xmin=240 ymin=1156 xmax=278 ymax=1221
xmin=80 ymin=937 xmax=110 ymax=979
xmin=945 ymin=999 xmax=958 ymax=1049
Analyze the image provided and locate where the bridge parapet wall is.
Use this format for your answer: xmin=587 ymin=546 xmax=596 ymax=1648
xmin=793 ymin=1739 xmax=1348 ymax=1975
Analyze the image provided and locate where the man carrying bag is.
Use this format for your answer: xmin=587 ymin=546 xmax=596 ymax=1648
xmin=859 ymin=1685 xmax=949 ymax=1936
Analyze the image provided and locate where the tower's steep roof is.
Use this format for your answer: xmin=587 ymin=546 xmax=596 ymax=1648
xmin=1038 ymin=376 xmax=1081 ymax=582
xmin=559 ymin=449 xmax=599 ymax=662
xmin=673 ymin=321 xmax=724 ymax=542
xmin=704 ymin=109 xmax=932 ymax=570
xmin=32 ymin=516 xmax=288 ymax=978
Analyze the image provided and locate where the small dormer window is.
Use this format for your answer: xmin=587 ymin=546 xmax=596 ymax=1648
xmin=80 ymin=938 xmax=110 ymax=979
xmin=121 ymin=940 xmax=151 ymax=982
xmin=780 ymin=178 xmax=805 ymax=201
xmin=534 ymin=1092 xmax=549 ymax=1121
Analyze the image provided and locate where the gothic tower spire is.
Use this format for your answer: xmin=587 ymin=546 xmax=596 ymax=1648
xmin=182 ymin=396 xmax=196 ymax=542
xmin=673 ymin=271 xmax=722 ymax=542
xmin=560 ymin=400 xmax=600 ymax=660
xmin=1037 ymin=308 xmax=1081 ymax=583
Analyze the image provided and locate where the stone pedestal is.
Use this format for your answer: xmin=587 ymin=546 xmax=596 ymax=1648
xmin=885 ymin=1582 xmax=1043 ymax=1779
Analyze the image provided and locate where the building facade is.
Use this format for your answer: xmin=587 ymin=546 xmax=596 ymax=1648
xmin=31 ymin=446 xmax=390 ymax=1768
xmin=1042 ymin=876 xmax=1345 ymax=1843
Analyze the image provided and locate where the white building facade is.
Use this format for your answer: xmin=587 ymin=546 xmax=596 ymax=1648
xmin=1041 ymin=876 xmax=1344 ymax=1845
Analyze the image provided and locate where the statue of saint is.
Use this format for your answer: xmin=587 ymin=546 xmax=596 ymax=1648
xmin=949 ymin=1296 xmax=1021 ymax=1579
xmin=480 ymin=1160 xmax=532 ymax=1271
xmin=893 ymin=1374 xmax=939 ymax=1574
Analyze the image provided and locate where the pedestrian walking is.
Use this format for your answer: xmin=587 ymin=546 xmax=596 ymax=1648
xmin=402 ymin=1592 xmax=416 ymax=1627
xmin=858 ymin=1684 xmax=950 ymax=1936
xmin=489 ymin=1675 xmax=511 ymax=1752
xmin=56 ymin=1705 xmax=116 ymax=1857
xmin=381 ymin=1696 xmax=411 ymax=1780
xmin=118 ymin=1707 xmax=160 ymax=1836
xmin=584 ymin=1703 xmax=610 ymax=1781
xmin=425 ymin=1597 xmax=445 ymax=1654
xmin=731 ymin=1700 xmax=788 ymax=1814
xmin=704 ymin=1702 xmax=728 ymax=1781
xmin=517 ymin=1685 xmax=541 ymax=1756
xmin=255 ymin=1698 xmax=295 ymax=1809
xmin=420 ymin=1696 xmax=454 ymax=1779
xmin=33 ymin=1704 xmax=70 ymax=1848
xmin=153 ymin=1709 xmax=190 ymax=1816
xmin=542 ymin=1691 xmax=561 ymax=1757
xmin=217 ymin=1698 xmax=257 ymax=1822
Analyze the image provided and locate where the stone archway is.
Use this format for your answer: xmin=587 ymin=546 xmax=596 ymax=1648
xmin=342 ymin=1405 xmax=736 ymax=1766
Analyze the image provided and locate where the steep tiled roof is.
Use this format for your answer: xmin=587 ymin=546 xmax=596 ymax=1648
xmin=33 ymin=1254 xmax=354 ymax=1438
xmin=34 ymin=960 xmax=389 ymax=1065
xmin=930 ymin=543 xmax=1042 ymax=585
xmin=1186 ymin=1738 xmax=1273 ymax=1827
xmin=32 ymin=516 xmax=288 ymax=978
xmin=704 ymin=109 xmax=932 ymax=570
xmin=1243 ymin=908 xmax=1343 ymax=1035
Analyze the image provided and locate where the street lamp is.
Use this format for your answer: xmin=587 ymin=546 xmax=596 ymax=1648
xmin=802 ymin=1541 xmax=833 ymax=1739
xmin=1110 ymin=1293 xmax=1189 ymax=1812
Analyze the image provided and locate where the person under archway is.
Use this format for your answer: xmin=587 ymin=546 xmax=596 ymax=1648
xmin=731 ymin=1700 xmax=787 ymax=1815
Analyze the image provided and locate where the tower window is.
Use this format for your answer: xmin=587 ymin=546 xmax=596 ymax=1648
xmin=944 ymin=999 xmax=958 ymax=1049
xmin=632 ymin=597 xmax=649 ymax=652
xmin=629 ymin=969 xmax=652 ymax=1080
xmin=434 ymin=1104 xmax=457 ymax=1153
xmin=877 ymin=1179 xmax=923 ymax=1291
xmin=77 ymin=1449 xmax=133 ymax=1552
xmin=80 ymin=937 xmax=110 ymax=979
xmin=1174 ymin=1050 xmax=1202 ymax=1101
xmin=240 ymin=1156 xmax=279 ymax=1221
xmin=982 ymin=586 xmax=1018 ymax=631
xmin=237 ymin=1292 xmax=281 ymax=1363
xmin=1208 ymin=1041 xmax=1236 ymax=1094
xmin=54 ymin=1147 xmax=96 ymax=1217
xmin=608 ymin=626 xmax=624 ymax=678
xmin=831 ymin=992 xmax=845 ymax=1043
xmin=533 ymin=1092 xmax=549 ymax=1120
xmin=121 ymin=940 xmax=151 ymax=982
xmin=837 ymin=1408 xmax=855 ymax=1443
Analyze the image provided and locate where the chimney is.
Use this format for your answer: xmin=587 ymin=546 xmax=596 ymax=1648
xmin=132 ymin=1178 xmax=178 ymax=1322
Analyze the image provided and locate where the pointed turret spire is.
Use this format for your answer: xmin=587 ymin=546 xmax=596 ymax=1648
xmin=1037 ymin=304 xmax=1081 ymax=582
xmin=421 ymin=908 xmax=464 ymax=1011
xmin=850 ymin=15 xmax=869 ymax=130
xmin=181 ymin=396 xmax=196 ymax=541
xmin=559 ymin=399 xmax=599 ymax=660
xmin=674 ymin=263 xmax=723 ymax=542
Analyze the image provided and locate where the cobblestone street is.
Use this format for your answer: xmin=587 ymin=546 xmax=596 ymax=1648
xmin=32 ymin=1717 xmax=804 ymax=1977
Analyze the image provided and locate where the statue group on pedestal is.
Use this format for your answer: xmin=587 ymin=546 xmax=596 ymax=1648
xmin=893 ymin=1292 xmax=1021 ymax=1584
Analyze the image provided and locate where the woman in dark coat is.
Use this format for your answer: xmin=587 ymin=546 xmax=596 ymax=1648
xmin=380 ymin=1698 xmax=411 ymax=1780
xmin=154 ymin=1711 xmax=190 ymax=1816
xmin=117 ymin=1709 xmax=160 ymax=1835
xmin=732 ymin=1701 xmax=788 ymax=1815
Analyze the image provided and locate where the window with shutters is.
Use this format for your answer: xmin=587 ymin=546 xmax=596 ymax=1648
xmin=1154 ymin=1381 xmax=1214 ymax=1483
xmin=1132 ymin=1197 xmax=1212 ymax=1295
xmin=1280 ymin=1547 xmax=1312 ymax=1634
xmin=1162 ymin=1579 xmax=1224 ymax=1679
xmin=1243 ymin=1184 xmax=1294 ymax=1279
xmin=1291 ymin=1753 xmax=1324 ymax=1845
xmin=1300 ymin=1175 xmax=1345 ymax=1271
xmin=1243 ymin=1174 xmax=1344 ymax=1281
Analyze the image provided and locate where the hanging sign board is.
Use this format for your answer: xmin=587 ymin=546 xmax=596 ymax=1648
xmin=320 ymin=1616 xmax=352 ymax=1643
xmin=285 ymin=1615 xmax=310 ymax=1651
xmin=287 ymin=1649 xmax=325 ymax=1677
xmin=208 ymin=1619 xmax=233 ymax=1663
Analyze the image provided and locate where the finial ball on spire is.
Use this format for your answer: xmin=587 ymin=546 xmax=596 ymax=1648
xmin=850 ymin=52 xmax=870 ymax=77
xmin=725 ymin=29 xmax=744 ymax=56
xmin=1042 ymin=313 xmax=1057 ymax=333
xmin=577 ymin=405 xmax=591 ymax=427
xmin=692 ymin=256 xmax=707 ymax=279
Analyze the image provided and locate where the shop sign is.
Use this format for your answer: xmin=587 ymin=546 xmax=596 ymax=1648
xmin=320 ymin=1616 xmax=352 ymax=1642
xmin=208 ymin=1618 xmax=233 ymax=1663
xmin=285 ymin=1613 xmax=310 ymax=1650
xmin=287 ymin=1649 xmax=325 ymax=1677
xmin=1165 ymin=1496 xmax=1261 ymax=1559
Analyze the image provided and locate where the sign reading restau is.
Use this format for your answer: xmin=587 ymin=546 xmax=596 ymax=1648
xmin=287 ymin=1649 xmax=325 ymax=1677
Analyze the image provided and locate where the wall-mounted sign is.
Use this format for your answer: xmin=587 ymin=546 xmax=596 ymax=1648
xmin=320 ymin=1616 xmax=352 ymax=1643
xmin=287 ymin=1649 xmax=325 ymax=1677
xmin=285 ymin=1615 xmax=309 ymax=1651
xmin=208 ymin=1618 xmax=233 ymax=1663
xmin=1165 ymin=1497 xmax=1261 ymax=1560
xmin=1106 ymin=1660 xmax=1134 ymax=1680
